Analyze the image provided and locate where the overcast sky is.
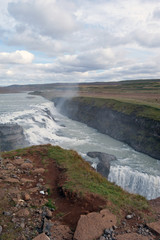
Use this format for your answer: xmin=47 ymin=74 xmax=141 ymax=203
xmin=0 ymin=0 xmax=160 ymax=85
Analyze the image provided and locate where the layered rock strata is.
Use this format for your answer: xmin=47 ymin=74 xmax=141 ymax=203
xmin=54 ymin=97 xmax=160 ymax=160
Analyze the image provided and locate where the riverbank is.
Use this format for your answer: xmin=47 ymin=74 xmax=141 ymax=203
xmin=53 ymin=97 xmax=160 ymax=160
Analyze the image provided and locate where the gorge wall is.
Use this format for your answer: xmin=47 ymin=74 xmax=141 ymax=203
xmin=54 ymin=97 xmax=160 ymax=160
xmin=0 ymin=124 xmax=28 ymax=151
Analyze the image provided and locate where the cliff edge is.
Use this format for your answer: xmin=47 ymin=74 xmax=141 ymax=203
xmin=0 ymin=124 xmax=28 ymax=151
xmin=54 ymin=97 xmax=160 ymax=160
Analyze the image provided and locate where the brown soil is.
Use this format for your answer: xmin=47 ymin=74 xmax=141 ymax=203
xmin=6 ymin=146 xmax=106 ymax=230
xmin=1 ymin=145 xmax=160 ymax=240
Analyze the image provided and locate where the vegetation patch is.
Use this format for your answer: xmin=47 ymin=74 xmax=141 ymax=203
xmin=2 ymin=145 xmax=150 ymax=218
xmin=45 ymin=199 xmax=56 ymax=210
xmin=46 ymin=145 xmax=149 ymax=213
xmin=73 ymin=97 xmax=160 ymax=121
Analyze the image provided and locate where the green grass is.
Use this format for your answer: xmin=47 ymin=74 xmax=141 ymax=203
xmin=2 ymin=145 xmax=150 ymax=216
xmin=47 ymin=145 xmax=149 ymax=212
xmin=45 ymin=199 xmax=56 ymax=209
xmin=74 ymin=97 xmax=160 ymax=121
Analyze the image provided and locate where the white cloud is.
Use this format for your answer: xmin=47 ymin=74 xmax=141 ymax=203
xmin=0 ymin=0 xmax=160 ymax=85
xmin=8 ymin=0 xmax=78 ymax=38
xmin=0 ymin=50 xmax=34 ymax=64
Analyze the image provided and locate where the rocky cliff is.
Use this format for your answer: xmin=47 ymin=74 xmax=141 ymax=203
xmin=54 ymin=97 xmax=160 ymax=160
xmin=0 ymin=124 xmax=28 ymax=151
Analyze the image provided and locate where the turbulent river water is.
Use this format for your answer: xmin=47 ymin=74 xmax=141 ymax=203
xmin=0 ymin=92 xmax=160 ymax=200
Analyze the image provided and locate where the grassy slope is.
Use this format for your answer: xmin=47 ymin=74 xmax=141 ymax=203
xmin=71 ymin=97 xmax=160 ymax=121
xmin=47 ymin=145 xmax=149 ymax=213
xmin=3 ymin=145 xmax=149 ymax=216
xmin=31 ymin=80 xmax=160 ymax=121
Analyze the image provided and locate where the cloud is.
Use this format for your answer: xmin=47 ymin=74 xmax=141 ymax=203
xmin=152 ymin=7 xmax=160 ymax=19
xmin=0 ymin=0 xmax=160 ymax=85
xmin=38 ymin=47 xmax=119 ymax=74
xmin=0 ymin=50 xmax=34 ymax=64
xmin=8 ymin=0 xmax=78 ymax=38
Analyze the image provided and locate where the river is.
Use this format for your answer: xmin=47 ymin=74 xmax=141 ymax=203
xmin=0 ymin=92 xmax=160 ymax=200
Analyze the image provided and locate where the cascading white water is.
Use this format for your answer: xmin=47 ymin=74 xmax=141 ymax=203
xmin=0 ymin=92 xmax=160 ymax=200
xmin=108 ymin=165 xmax=160 ymax=200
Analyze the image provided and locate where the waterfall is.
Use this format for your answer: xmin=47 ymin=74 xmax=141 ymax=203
xmin=108 ymin=165 xmax=160 ymax=200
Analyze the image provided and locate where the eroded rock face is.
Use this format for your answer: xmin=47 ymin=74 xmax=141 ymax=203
xmin=54 ymin=97 xmax=160 ymax=160
xmin=0 ymin=124 xmax=28 ymax=151
xmin=87 ymin=152 xmax=117 ymax=178
xmin=74 ymin=209 xmax=117 ymax=240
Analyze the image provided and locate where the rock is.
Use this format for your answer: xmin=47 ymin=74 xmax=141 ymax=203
xmin=33 ymin=168 xmax=45 ymax=174
xmin=3 ymin=211 xmax=11 ymax=216
xmin=24 ymin=159 xmax=32 ymax=163
xmin=50 ymin=222 xmax=73 ymax=240
xmin=43 ymin=218 xmax=53 ymax=236
xmin=87 ymin=152 xmax=117 ymax=178
xmin=45 ymin=209 xmax=52 ymax=219
xmin=28 ymin=187 xmax=39 ymax=193
xmin=74 ymin=209 xmax=117 ymax=240
xmin=33 ymin=233 xmax=50 ymax=240
xmin=0 ymin=225 xmax=2 ymax=234
xmin=20 ymin=222 xmax=25 ymax=229
xmin=104 ymin=228 xmax=113 ymax=235
xmin=21 ymin=163 xmax=33 ymax=169
xmin=5 ymin=177 xmax=20 ymax=183
xmin=6 ymin=163 xmax=15 ymax=170
xmin=21 ymin=178 xmax=34 ymax=183
xmin=16 ymin=208 xmax=30 ymax=217
xmin=146 ymin=220 xmax=160 ymax=235
xmin=14 ymin=158 xmax=25 ymax=165
xmin=57 ymin=97 xmax=160 ymax=159
xmin=87 ymin=152 xmax=117 ymax=162
xmin=39 ymin=178 xmax=44 ymax=183
xmin=126 ymin=214 xmax=134 ymax=220
xmin=12 ymin=217 xmax=17 ymax=223
xmin=11 ymin=174 xmax=18 ymax=178
xmin=99 ymin=237 xmax=105 ymax=240
xmin=23 ymin=193 xmax=31 ymax=201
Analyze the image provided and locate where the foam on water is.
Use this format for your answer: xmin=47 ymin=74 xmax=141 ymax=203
xmin=0 ymin=92 xmax=160 ymax=200
xmin=0 ymin=101 xmax=61 ymax=145
xmin=108 ymin=165 xmax=160 ymax=200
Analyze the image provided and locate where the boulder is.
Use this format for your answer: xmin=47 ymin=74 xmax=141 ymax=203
xmin=146 ymin=220 xmax=160 ymax=235
xmin=50 ymin=223 xmax=72 ymax=240
xmin=32 ymin=168 xmax=45 ymax=175
xmin=21 ymin=163 xmax=33 ymax=169
xmin=16 ymin=208 xmax=30 ymax=217
xmin=87 ymin=152 xmax=117 ymax=178
xmin=74 ymin=209 xmax=117 ymax=240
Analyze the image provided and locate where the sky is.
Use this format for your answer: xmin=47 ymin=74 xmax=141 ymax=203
xmin=0 ymin=0 xmax=160 ymax=86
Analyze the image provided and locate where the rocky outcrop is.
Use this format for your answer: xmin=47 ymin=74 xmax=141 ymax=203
xmin=0 ymin=124 xmax=28 ymax=151
xmin=54 ymin=97 xmax=160 ymax=160
xmin=87 ymin=152 xmax=117 ymax=178
xmin=74 ymin=209 xmax=117 ymax=240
